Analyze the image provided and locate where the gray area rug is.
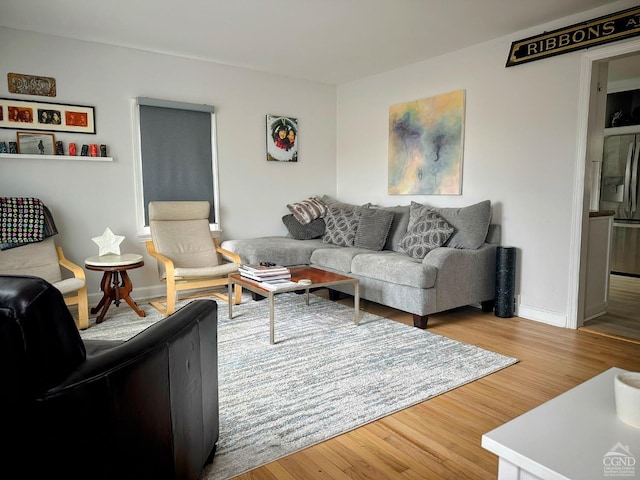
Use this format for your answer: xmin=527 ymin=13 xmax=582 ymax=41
xmin=80 ymin=292 xmax=518 ymax=479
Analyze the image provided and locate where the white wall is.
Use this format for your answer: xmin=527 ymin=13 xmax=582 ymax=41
xmin=2 ymin=0 xmax=638 ymax=324
xmin=336 ymin=0 xmax=640 ymax=327
xmin=0 ymin=28 xmax=337 ymax=299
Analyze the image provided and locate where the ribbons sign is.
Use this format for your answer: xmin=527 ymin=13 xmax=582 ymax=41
xmin=506 ymin=6 xmax=640 ymax=67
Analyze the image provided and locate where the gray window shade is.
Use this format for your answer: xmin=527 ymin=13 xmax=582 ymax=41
xmin=139 ymin=104 xmax=215 ymax=224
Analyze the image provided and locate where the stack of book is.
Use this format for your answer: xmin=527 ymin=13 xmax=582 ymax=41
xmin=238 ymin=264 xmax=298 ymax=291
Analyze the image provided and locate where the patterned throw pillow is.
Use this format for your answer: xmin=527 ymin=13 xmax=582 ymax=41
xmin=399 ymin=202 xmax=454 ymax=259
xmin=322 ymin=204 xmax=364 ymax=247
xmin=286 ymin=197 xmax=328 ymax=225
xmin=282 ymin=214 xmax=325 ymax=240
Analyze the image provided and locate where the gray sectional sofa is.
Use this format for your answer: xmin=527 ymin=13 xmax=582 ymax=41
xmin=221 ymin=196 xmax=500 ymax=327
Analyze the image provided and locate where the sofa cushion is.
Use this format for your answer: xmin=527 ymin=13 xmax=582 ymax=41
xmin=282 ymin=214 xmax=325 ymax=240
xmin=310 ymin=247 xmax=371 ymax=273
xmin=431 ymin=200 xmax=491 ymax=249
xmin=286 ymin=196 xmax=328 ymax=225
xmin=399 ymin=203 xmax=454 ymax=259
xmin=351 ymin=252 xmax=437 ymax=289
xmin=379 ymin=205 xmax=410 ymax=252
xmin=354 ymin=208 xmax=394 ymax=251
xmin=323 ymin=204 xmax=367 ymax=247
xmin=221 ymin=237 xmax=332 ymax=266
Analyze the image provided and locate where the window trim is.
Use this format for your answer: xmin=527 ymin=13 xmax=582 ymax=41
xmin=131 ymin=97 xmax=221 ymax=240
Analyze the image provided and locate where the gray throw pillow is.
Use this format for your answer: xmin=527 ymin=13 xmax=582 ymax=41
xmin=354 ymin=208 xmax=395 ymax=251
xmin=322 ymin=204 xmax=364 ymax=247
xmin=399 ymin=202 xmax=454 ymax=259
xmin=282 ymin=214 xmax=325 ymax=240
xmin=431 ymin=200 xmax=491 ymax=249
xmin=378 ymin=205 xmax=410 ymax=252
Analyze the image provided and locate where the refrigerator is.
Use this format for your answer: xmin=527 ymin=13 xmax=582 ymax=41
xmin=599 ymin=133 xmax=640 ymax=277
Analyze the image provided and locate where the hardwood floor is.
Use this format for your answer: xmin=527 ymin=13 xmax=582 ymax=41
xmin=580 ymin=274 xmax=640 ymax=343
xmin=233 ymin=292 xmax=640 ymax=480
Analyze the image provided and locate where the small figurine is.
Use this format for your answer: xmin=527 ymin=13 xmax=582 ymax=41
xmin=55 ymin=141 xmax=64 ymax=155
xmin=81 ymin=144 xmax=89 ymax=156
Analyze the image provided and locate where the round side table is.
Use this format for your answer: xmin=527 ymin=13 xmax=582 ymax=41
xmin=85 ymin=253 xmax=146 ymax=324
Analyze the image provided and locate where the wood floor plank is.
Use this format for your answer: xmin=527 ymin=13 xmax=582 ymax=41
xmin=229 ymin=292 xmax=640 ymax=480
xmin=581 ymin=274 xmax=640 ymax=341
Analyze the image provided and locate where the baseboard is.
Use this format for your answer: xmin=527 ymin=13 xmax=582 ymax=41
xmin=516 ymin=303 xmax=568 ymax=328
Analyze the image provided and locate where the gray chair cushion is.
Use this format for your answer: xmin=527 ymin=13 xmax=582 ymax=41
xmin=0 ymin=237 xmax=63 ymax=283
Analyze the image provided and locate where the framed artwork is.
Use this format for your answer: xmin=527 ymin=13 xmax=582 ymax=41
xmin=0 ymin=98 xmax=95 ymax=134
xmin=388 ymin=90 xmax=465 ymax=195
xmin=266 ymin=114 xmax=298 ymax=162
xmin=17 ymin=132 xmax=56 ymax=155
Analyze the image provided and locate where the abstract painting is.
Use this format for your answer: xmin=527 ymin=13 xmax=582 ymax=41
xmin=388 ymin=90 xmax=465 ymax=195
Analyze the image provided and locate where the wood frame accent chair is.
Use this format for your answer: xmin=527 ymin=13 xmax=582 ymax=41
xmin=146 ymin=201 xmax=242 ymax=316
xmin=0 ymin=237 xmax=89 ymax=329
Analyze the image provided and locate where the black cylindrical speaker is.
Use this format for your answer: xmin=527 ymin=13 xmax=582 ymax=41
xmin=495 ymin=246 xmax=516 ymax=318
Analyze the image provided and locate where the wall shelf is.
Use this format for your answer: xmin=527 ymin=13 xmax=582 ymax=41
xmin=0 ymin=153 xmax=113 ymax=162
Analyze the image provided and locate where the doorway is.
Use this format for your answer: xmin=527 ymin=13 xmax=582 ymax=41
xmin=579 ymin=51 xmax=640 ymax=342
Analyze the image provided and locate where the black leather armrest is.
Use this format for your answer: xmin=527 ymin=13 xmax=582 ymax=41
xmin=50 ymin=299 xmax=217 ymax=391
xmin=34 ymin=299 xmax=219 ymax=480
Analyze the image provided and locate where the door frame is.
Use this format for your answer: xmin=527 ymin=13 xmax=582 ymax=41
xmin=570 ymin=38 xmax=640 ymax=329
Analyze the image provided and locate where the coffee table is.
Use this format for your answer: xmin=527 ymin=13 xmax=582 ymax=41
xmin=482 ymin=367 xmax=640 ymax=479
xmin=228 ymin=266 xmax=359 ymax=344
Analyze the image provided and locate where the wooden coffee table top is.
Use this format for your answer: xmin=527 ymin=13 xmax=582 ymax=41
xmin=287 ymin=266 xmax=353 ymax=283
xmin=229 ymin=265 xmax=356 ymax=293
xmin=228 ymin=265 xmax=360 ymax=344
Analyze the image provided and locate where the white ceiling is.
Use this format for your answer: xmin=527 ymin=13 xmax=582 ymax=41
xmin=0 ymin=0 xmax=625 ymax=85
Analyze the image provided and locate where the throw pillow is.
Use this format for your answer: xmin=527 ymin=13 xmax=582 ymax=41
xmin=286 ymin=196 xmax=328 ymax=225
xmin=399 ymin=202 xmax=454 ymax=259
xmin=282 ymin=214 xmax=325 ymax=240
xmin=431 ymin=200 xmax=491 ymax=249
xmin=354 ymin=208 xmax=395 ymax=251
xmin=379 ymin=205 xmax=410 ymax=252
xmin=322 ymin=204 xmax=365 ymax=247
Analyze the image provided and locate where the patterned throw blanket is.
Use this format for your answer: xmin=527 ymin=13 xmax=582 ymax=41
xmin=0 ymin=197 xmax=58 ymax=250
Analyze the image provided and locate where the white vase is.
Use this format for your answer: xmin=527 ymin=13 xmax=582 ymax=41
xmin=615 ymin=372 xmax=640 ymax=428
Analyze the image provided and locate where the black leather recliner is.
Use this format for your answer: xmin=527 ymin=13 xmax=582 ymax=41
xmin=0 ymin=275 xmax=219 ymax=480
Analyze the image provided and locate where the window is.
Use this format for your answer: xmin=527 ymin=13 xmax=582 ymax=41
xmin=132 ymin=97 xmax=220 ymax=237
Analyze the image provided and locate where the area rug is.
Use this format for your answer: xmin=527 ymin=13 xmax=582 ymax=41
xmin=80 ymin=292 xmax=518 ymax=479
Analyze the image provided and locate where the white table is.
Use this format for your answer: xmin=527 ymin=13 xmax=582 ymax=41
xmin=482 ymin=367 xmax=640 ymax=480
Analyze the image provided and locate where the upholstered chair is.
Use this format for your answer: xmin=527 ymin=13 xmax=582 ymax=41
xmin=146 ymin=201 xmax=242 ymax=315
xmin=0 ymin=237 xmax=89 ymax=329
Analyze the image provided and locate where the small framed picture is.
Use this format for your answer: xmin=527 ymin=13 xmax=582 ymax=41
xmin=266 ymin=114 xmax=298 ymax=162
xmin=16 ymin=132 xmax=56 ymax=155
